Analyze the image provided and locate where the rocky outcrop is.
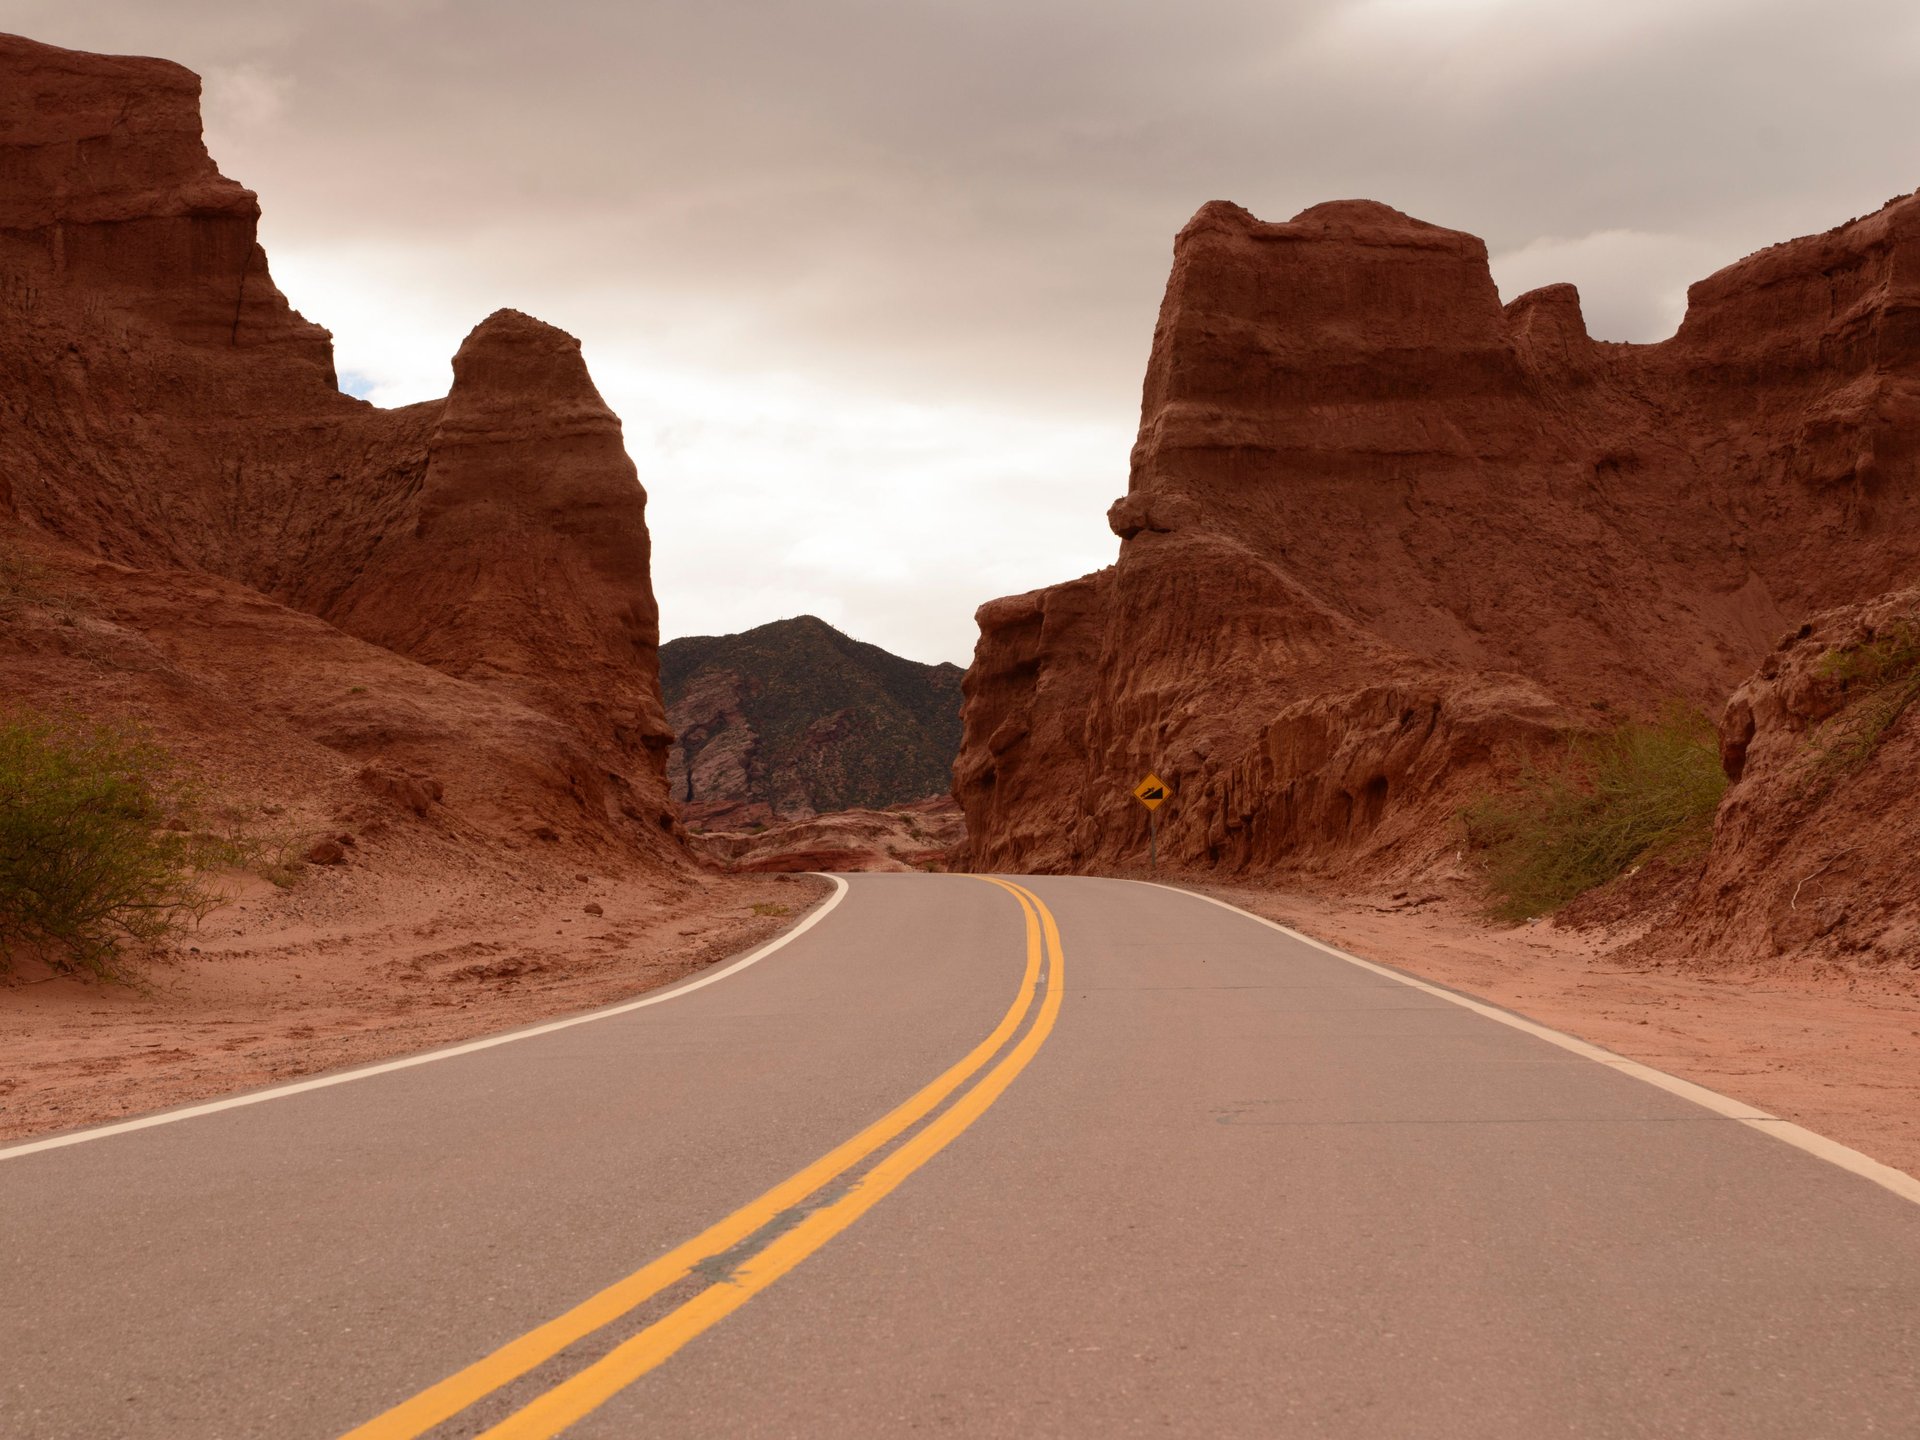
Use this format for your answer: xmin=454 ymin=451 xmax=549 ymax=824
xmin=0 ymin=34 xmax=335 ymax=367
xmin=958 ymin=194 xmax=1920 ymax=882
xmin=324 ymin=309 xmax=675 ymax=822
xmin=1669 ymin=590 xmax=1920 ymax=974
xmin=0 ymin=33 xmax=678 ymax=861
xmin=662 ymin=616 xmax=963 ymax=828
xmin=689 ymin=797 xmax=964 ymax=874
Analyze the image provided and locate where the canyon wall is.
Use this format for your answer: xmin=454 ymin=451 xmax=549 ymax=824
xmin=957 ymin=195 xmax=1920 ymax=890
xmin=0 ymin=33 xmax=679 ymax=863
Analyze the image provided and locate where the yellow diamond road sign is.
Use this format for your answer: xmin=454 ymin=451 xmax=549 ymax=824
xmin=1133 ymin=773 xmax=1171 ymax=810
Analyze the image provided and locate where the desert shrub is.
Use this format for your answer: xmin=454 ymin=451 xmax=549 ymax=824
xmin=1810 ymin=620 xmax=1920 ymax=779
xmin=751 ymin=901 xmax=790 ymax=918
xmin=0 ymin=549 xmax=52 ymax=615
xmin=0 ymin=710 xmax=226 ymax=978
xmin=1462 ymin=705 xmax=1726 ymax=922
xmin=253 ymin=833 xmax=311 ymax=889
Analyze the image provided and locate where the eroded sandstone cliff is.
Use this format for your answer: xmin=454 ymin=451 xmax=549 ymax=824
xmin=1684 ymin=591 xmax=1920 ymax=971
xmin=1 ymin=33 xmax=678 ymax=865
xmin=958 ymin=195 xmax=1920 ymax=914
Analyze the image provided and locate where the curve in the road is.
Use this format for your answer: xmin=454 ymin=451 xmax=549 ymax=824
xmin=7 ymin=872 xmax=1918 ymax=1440
xmin=343 ymin=875 xmax=1064 ymax=1440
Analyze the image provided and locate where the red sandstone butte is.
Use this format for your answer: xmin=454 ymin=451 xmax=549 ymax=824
xmin=0 ymin=32 xmax=678 ymax=863
xmin=956 ymin=196 xmax=1920 ymax=972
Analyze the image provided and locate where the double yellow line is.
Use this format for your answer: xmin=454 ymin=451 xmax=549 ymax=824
xmin=340 ymin=876 xmax=1064 ymax=1440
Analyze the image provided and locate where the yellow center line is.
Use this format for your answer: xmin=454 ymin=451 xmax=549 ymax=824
xmin=475 ymin=877 xmax=1065 ymax=1440
xmin=339 ymin=875 xmax=1052 ymax=1440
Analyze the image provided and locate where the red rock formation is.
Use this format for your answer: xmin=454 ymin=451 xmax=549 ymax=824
xmin=325 ymin=309 xmax=675 ymax=823
xmin=0 ymin=34 xmax=334 ymax=367
xmin=0 ymin=33 xmax=677 ymax=861
xmin=958 ymin=194 xmax=1920 ymax=884
xmin=689 ymin=797 xmax=964 ymax=874
xmin=1672 ymin=589 xmax=1920 ymax=974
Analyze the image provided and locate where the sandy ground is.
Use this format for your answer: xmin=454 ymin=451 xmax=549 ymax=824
xmin=0 ymin=862 xmax=831 ymax=1144
xmin=1196 ymin=880 xmax=1920 ymax=1183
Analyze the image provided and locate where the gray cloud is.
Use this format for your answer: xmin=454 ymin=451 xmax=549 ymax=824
xmin=5 ymin=0 xmax=1916 ymax=660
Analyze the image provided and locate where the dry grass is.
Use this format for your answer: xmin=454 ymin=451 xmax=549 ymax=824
xmin=1810 ymin=620 xmax=1920 ymax=782
xmin=0 ymin=550 xmax=87 ymax=625
xmin=1463 ymin=705 xmax=1727 ymax=922
xmin=0 ymin=550 xmax=54 ymax=615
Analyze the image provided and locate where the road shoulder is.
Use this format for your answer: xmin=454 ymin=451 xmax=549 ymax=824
xmin=0 ymin=867 xmax=835 ymax=1144
xmin=1192 ymin=879 xmax=1920 ymax=1182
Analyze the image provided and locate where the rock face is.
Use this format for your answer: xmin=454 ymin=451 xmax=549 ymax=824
xmin=957 ymin=195 xmax=1920 ymax=882
xmin=326 ymin=309 xmax=675 ymax=803
xmin=661 ymin=616 xmax=963 ymax=828
xmin=689 ymin=796 xmax=965 ymax=874
xmin=1675 ymin=589 xmax=1920 ymax=973
xmin=0 ymin=35 xmax=335 ymax=368
xmin=0 ymin=34 xmax=678 ymax=861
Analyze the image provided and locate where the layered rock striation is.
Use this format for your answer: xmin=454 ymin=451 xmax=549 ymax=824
xmin=958 ymin=195 xmax=1920 ymax=886
xmin=1 ymin=33 xmax=677 ymax=860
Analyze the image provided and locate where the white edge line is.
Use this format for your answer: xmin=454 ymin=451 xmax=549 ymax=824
xmin=1131 ymin=879 xmax=1920 ymax=1209
xmin=0 ymin=874 xmax=851 ymax=1164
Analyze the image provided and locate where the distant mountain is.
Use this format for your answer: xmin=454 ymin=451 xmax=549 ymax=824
xmin=660 ymin=616 xmax=964 ymax=827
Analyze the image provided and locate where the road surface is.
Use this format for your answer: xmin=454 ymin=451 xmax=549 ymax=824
xmin=3 ymin=873 xmax=1917 ymax=1437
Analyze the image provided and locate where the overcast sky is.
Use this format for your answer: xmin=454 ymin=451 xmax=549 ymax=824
xmin=7 ymin=1 xmax=1918 ymax=662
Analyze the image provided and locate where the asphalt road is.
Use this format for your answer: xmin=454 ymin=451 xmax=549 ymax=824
xmin=3 ymin=873 xmax=1918 ymax=1438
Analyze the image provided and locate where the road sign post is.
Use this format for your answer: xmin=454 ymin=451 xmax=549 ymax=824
xmin=1132 ymin=772 xmax=1171 ymax=875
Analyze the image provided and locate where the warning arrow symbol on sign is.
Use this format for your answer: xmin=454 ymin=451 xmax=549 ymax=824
xmin=1132 ymin=773 xmax=1171 ymax=810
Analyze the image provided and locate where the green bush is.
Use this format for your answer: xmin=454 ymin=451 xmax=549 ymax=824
xmin=0 ymin=711 xmax=225 ymax=978
xmin=1463 ymin=705 xmax=1727 ymax=922
xmin=1811 ymin=620 xmax=1920 ymax=779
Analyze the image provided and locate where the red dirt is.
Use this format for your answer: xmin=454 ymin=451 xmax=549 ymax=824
xmin=0 ymin=860 xmax=831 ymax=1143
